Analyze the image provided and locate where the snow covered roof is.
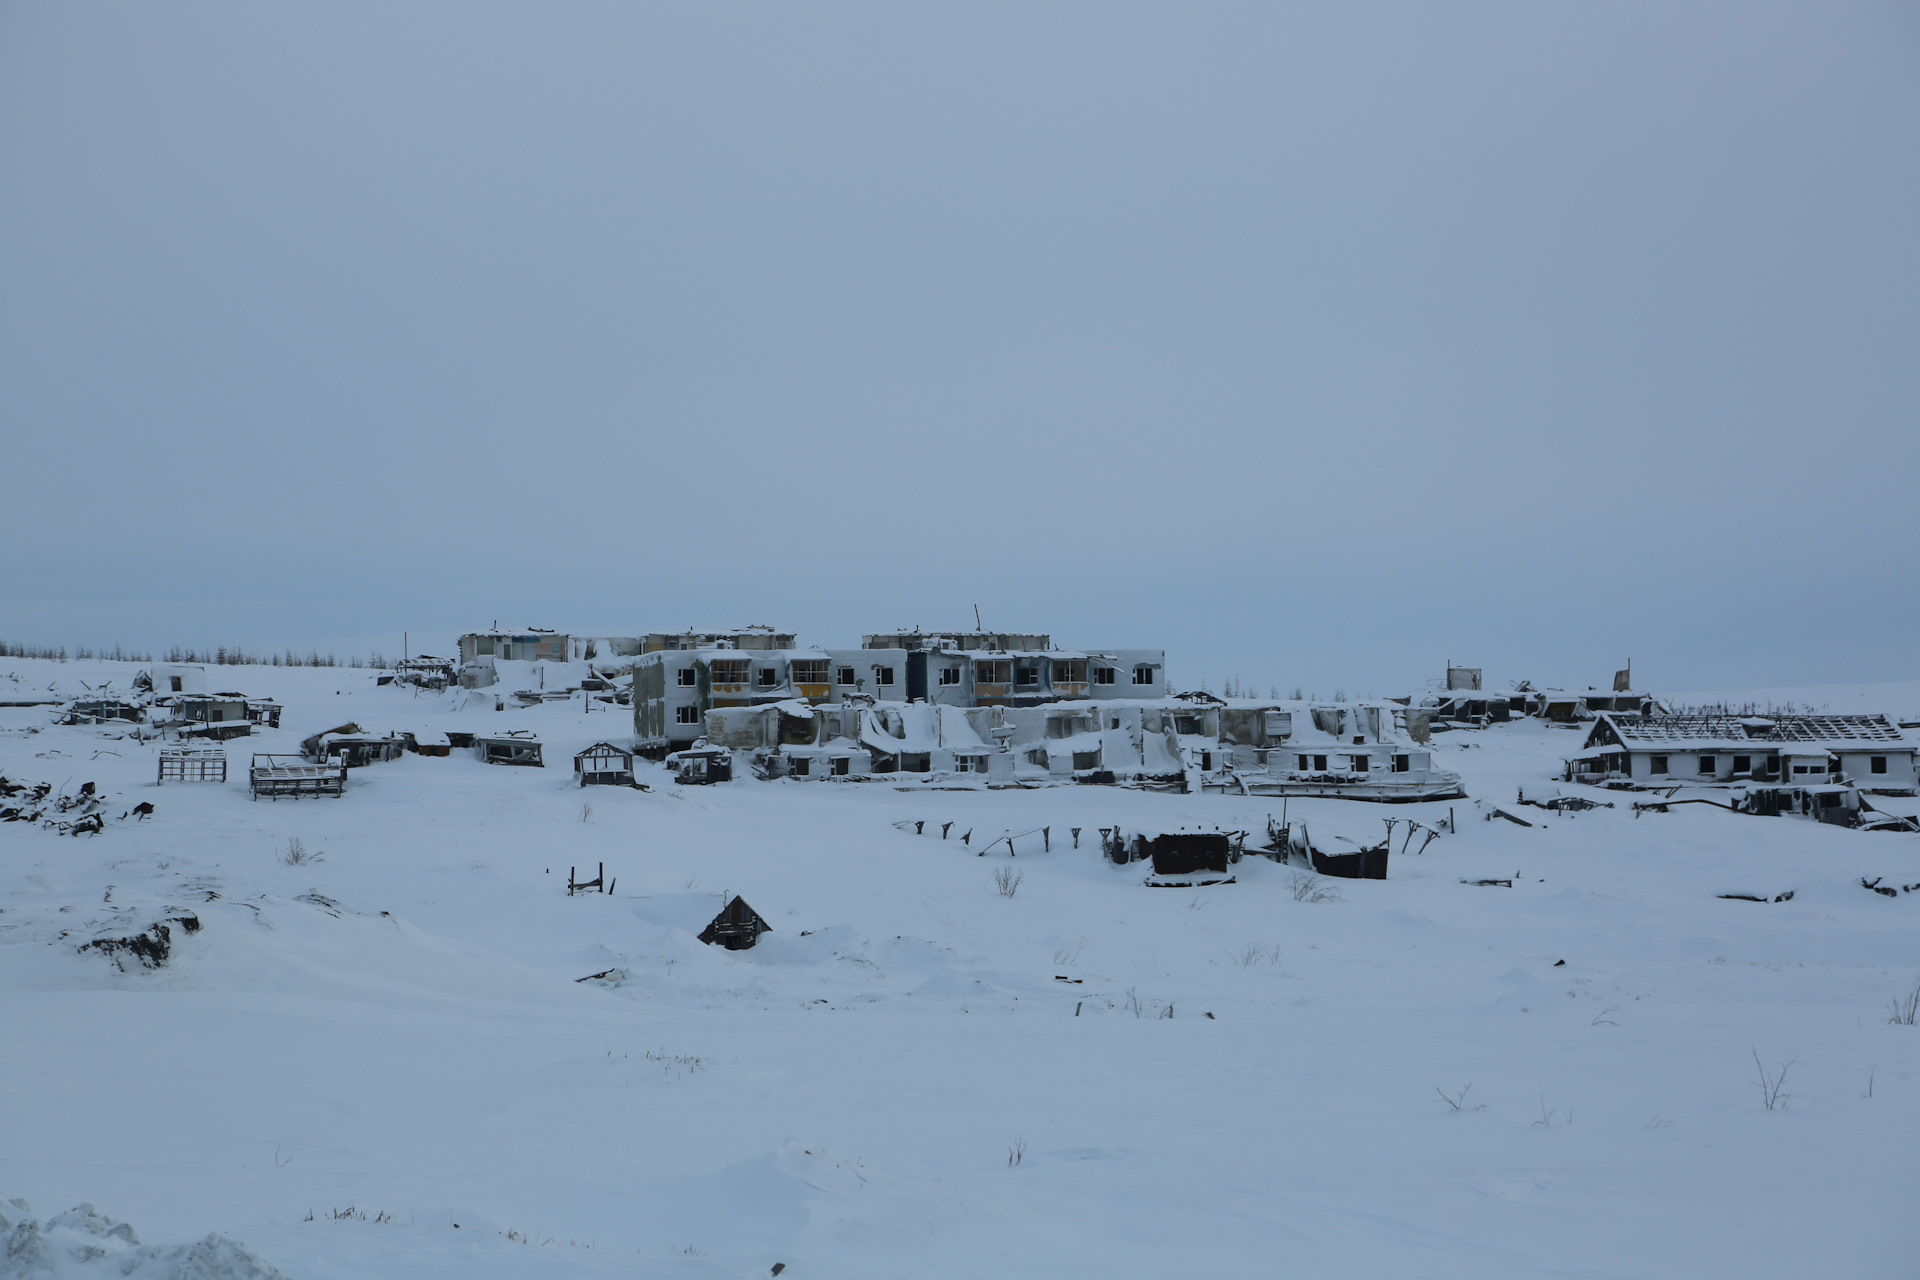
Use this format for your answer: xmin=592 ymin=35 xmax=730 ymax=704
xmin=1588 ymin=713 xmax=1908 ymax=752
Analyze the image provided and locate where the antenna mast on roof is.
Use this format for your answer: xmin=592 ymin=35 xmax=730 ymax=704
xmin=974 ymin=603 xmax=982 ymax=630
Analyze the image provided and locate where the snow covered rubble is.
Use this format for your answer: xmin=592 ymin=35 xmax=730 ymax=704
xmin=3 ymin=659 xmax=1920 ymax=1278
xmin=0 ymin=1198 xmax=286 ymax=1280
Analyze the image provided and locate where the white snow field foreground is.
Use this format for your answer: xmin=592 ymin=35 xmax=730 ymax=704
xmin=3 ymin=660 xmax=1918 ymax=1279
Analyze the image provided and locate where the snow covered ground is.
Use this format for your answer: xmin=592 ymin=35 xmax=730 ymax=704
xmin=3 ymin=659 xmax=1918 ymax=1278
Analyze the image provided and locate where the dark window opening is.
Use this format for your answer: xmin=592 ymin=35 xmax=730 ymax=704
xmin=1649 ymin=754 xmax=1668 ymax=775
xmin=836 ymin=666 xmax=857 ymax=685
xmin=1133 ymin=665 xmax=1156 ymax=686
xmin=1015 ymin=666 xmax=1039 ymax=687
xmin=831 ymin=757 xmax=850 ymax=776
xmin=872 ymin=666 xmax=896 ymax=687
xmin=676 ymin=667 xmax=697 ymax=687
xmin=1351 ymin=755 xmax=1370 ymax=772
xmin=938 ymin=667 xmax=961 ymax=686
xmin=1698 ymin=756 xmax=1716 ymax=775
xmin=1313 ymin=754 xmax=1328 ymax=771
xmin=1392 ymin=754 xmax=1410 ymax=773
xmin=1871 ymin=756 xmax=1888 ymax=775
xmin=1094 ymin=667 xmax=1117 ymax=685
xmin=756 ymin=668 xmax=779 ymax=688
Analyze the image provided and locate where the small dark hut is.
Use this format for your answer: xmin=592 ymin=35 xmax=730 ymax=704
xmin=670 ymin=747 xmax=732 ymax=785
xmin=575 ymin=742 xmax=636 ymax=787
xmin=700 ymin=895 xmax=772 ymax=950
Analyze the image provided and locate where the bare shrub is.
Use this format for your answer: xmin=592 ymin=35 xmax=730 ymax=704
xmin=1007 ymin=1137 xmax=1026 ymax=1168
xmin=993 ymin=867 xmax=1024 ymax=898
xmin=1228 ymin=942 xmax=1281 ymax=968
xmin=1887 ymin=976 xmax=1920 ymax=1026
xmin=1434 ymin=1084 xmax=1480 ymax=1112
xmin=1288 ymin=871 xmax=1341 ymax=903
xmin=1751 ymin=1047 xmax=1794 ymax=1111
xmin=1053 ymin=939 xmax=1084 ymax=967
xmin=1125 ymin=986 xmax=1145 ymax=1018
xmin=279 ymin=837 xmax=323 ymax=867
xmin=579 ymin=799 xmax=593 ymax=823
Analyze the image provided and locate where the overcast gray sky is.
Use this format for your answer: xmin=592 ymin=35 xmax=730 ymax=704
xmin=3 ymin=2 xmax=1915 ymax=694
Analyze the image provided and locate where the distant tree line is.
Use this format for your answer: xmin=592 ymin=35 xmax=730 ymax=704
xmin=1 ymin=639 xmax=392 ymax=669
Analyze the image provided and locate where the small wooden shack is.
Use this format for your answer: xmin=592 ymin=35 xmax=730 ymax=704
xmin=669 ymin=747 xmax=732 ymax=785
xmin=475 ymin=732 xmax=544 ymax=767
xmin=158 ymin=747 xmax=227 ymax=784
xmin=250 ymin=754 xmax=346 ymax=799
xmin=627 ymin=892 xmax=772 ymax=951
xmin=575 ymin=742 xmax=636 ymax=787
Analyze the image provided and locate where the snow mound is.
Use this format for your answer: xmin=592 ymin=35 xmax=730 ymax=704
xmin=0 ymin=1199 xmax=287 ymax=1280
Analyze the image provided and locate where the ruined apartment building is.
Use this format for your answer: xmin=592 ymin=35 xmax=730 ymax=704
xmin=631 ymin=630 xmax=1167 ymax=755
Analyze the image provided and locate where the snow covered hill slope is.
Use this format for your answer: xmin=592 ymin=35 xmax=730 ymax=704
xmin=3 ymin=659 xmax=1918 ymax=1278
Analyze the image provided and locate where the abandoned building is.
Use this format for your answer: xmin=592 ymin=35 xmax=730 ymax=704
xmin=301 ymin=725 xmax=408 ymax=768
xmin=474 ymin=731 xmax=544 ymax=767
xmin=62 ymin=698 xmax=145 ymax=726
xmin=249 ymin=754 xmax=347 ymax=799
xmin=1201 ymin=700 xmax=1465 ymax=801
xmin=574 ymin=741 xmax=636 ymax=787
xmin=631 ymin=636 xmax=1167 ymax=756
xmin=626 ymin=892 xmax=772 ymax=950
xmin=456 ymin=626 xmax=795 ymax=688
xmin=1565 ymin=714 xmax=1918 ymax=793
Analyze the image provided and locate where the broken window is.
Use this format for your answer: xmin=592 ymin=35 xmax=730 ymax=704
xmin=170 ymin=677 xmax=184 ymax=693
xmin=1015 ymin=666 xmax=1039 ymax=687
xmin=1199 ymin=752 xmax=1214 ymax=771
xmin=836 ymin=666 xmax=856 ymax=685
xmin=791 ymin=659 xmax=828 ymax=685
xmin=791 ymin=756 xmax=811 ymax=776
xmin=1649 ymin=754 xmax=1668 ymax=776
xmin=938 ymin=667 xmax=961 ymax=686
xmin=831 ymin=756 xmax=850 ymax=776
xmin=1698 ymin=755 xmax=1716 ymax=776
xmin=1733 ymin=755 xmax=1752 ymax=773
xmin=1093 ymin=666 xmax=1117 ymax=685
xmin=676 ymin=667 xmax=697 ymax=687
xmin=1133 ymin=665 xmax=1155 ymax=686
xmin=1175 ymin=715 xmax=1202 ymax=735
xmin=901 ymin=753 xmax=931 ymax=772
xmin=756 ymin=668 xmax=779 ymax=689
xmin=1296 ymin=754 xmax=1309 ymax=770
xmin=710 ymin=659 xmax=750 ymax=686
xmin=675 ymin=705 xmax=701 ymax=725
xmin=1055 ymin=659 xmax=1087 ymax=684
xmin=977 ymin=661 xmax=1011 ymax=685
xmin=1351 ymin=755 xmax=1370 ymax=772
xmin=1392 ymin=753 xmax=1410 ymax=773
xmin=872 ymin=666 xmax=896 ymax=686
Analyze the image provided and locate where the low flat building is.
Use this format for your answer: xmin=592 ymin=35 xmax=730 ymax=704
xmin=1566 ymin=713 xmax=1917 ymax=793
